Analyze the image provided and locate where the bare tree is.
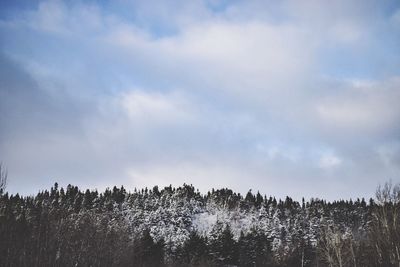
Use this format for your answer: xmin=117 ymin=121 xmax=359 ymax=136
xmin=318 ymin=221 xmax=356 ymax=267
xmin=370 ymin=181 xmax=400 ymax=267
xmin=0 ymin=163 xmax=7 ymax=193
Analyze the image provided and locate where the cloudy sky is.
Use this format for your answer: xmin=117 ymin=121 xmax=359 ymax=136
xmin=0 ymin=0 xmax=399 ymax=200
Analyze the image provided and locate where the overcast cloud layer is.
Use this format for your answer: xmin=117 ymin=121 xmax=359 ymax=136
xmin=0 ymin=0 xmax=399 ymax=200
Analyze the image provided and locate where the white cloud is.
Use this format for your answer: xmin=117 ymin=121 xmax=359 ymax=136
xmin=118 ymin=90 xmax=191 ymax=123
xmin=377 ymin=142 xmax=400 ymax=169
xmin=330 ymin=21 xmax=363 ymax=43
xmin=27 ymin=1 xmax=104 ymax=35
xmin=315 ymin=77 xmax=400 ymax=136
xmin=97 ymin=12 xmax=316 ymax=111
xmin=319 ymin=153 xmax=342 ymax=169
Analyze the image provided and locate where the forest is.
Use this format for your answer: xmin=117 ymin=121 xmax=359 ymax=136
xmin=0 ymin=166 xmax=399 ymax=267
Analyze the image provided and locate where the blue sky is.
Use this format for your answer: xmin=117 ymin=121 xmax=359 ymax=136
xmin=0 ymin=0 xmax=399 ymax=200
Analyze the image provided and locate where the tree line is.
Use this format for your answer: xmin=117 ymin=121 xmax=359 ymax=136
xmin=0 ymin=179 xmax=399 ymax=266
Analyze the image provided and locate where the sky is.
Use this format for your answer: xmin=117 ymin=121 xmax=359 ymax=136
xmin=0 ymin=0 xmax=399 ymax=200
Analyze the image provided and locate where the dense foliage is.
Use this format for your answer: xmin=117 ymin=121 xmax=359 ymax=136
xmin=0 ymin=182 xmax=399 ymax=267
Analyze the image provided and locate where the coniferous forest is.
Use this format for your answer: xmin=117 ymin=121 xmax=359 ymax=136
xmin=1 ymin=173 xmax=400 ymax=267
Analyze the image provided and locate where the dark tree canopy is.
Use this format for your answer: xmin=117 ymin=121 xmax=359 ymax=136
xmin=0 ymin=182 xmax=399 ymax=267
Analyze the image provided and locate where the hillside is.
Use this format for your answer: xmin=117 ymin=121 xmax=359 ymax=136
xmin=0 ymin=183 xmax=399 ymax=266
